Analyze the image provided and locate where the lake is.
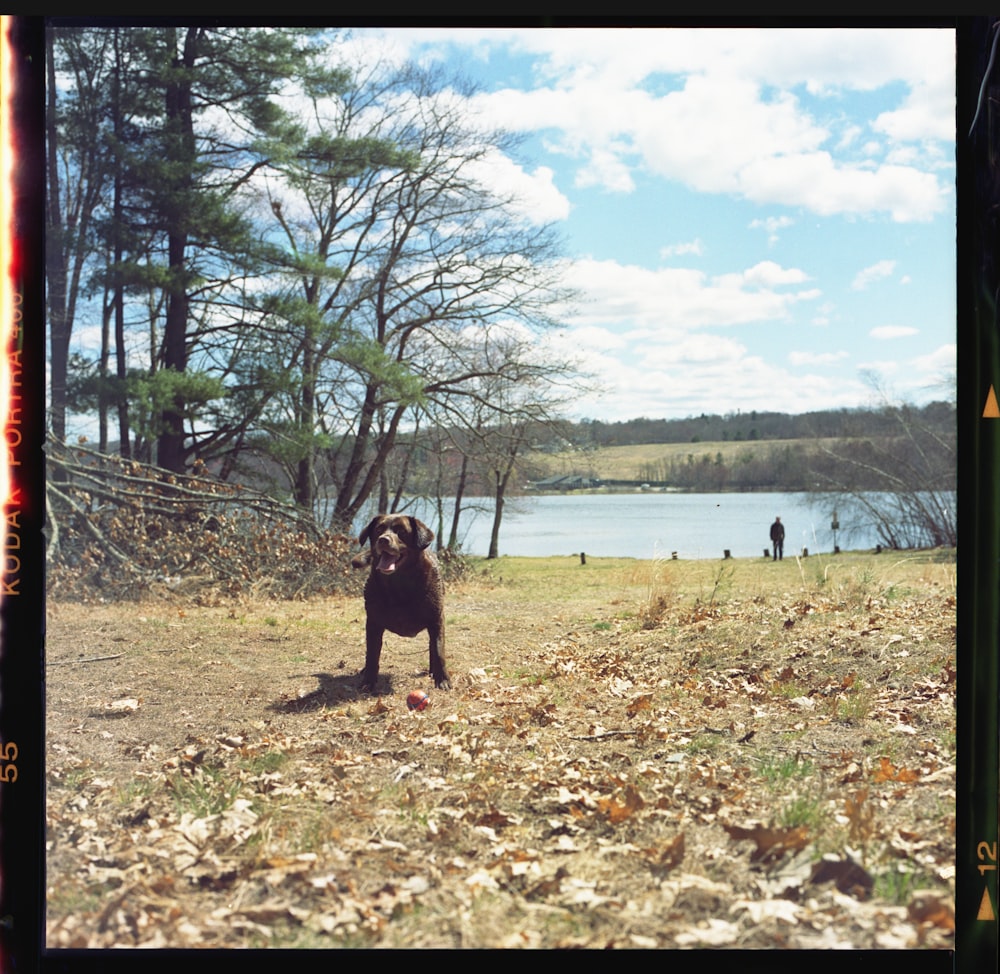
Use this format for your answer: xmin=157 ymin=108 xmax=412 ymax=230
xmin=389 ymin=492 xmax=895 ymax=561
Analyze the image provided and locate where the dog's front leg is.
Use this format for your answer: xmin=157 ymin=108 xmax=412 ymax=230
xmin=428 ymin=623 xmax=450 ymax=690
xmin=361 ymin=618 xmax=384 ymax=691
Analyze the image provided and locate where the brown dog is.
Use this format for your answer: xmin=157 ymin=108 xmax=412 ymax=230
xmin=355 ymin=514 xmax=450 ymax=691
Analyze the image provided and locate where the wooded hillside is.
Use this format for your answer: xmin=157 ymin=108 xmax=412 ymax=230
xmin=392 ymin=401 xmax=957 ymax=497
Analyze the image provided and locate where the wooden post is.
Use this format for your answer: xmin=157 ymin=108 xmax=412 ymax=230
xmin=723 ymin=549 xmax=731 ymax=559
xmin=580 ymin=552 xmax=586 ymax=565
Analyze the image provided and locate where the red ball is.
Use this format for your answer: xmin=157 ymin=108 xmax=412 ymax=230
xmin=406 ymin=689 xmax=430 ymax=712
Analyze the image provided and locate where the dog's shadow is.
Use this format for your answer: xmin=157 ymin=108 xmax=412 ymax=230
xmin=268 ymin=671 xmax=395 ymax=714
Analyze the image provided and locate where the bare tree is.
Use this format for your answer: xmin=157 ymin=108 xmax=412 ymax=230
xmin=428 ymin=329 xmax=589 ymax=558
xmin=255 ymin=59 xmax=578 ymax=529
xmin=46 ymin=26 xmax=116 ymax=445
xmin=808 ymin=382 xmax=956 ymax=549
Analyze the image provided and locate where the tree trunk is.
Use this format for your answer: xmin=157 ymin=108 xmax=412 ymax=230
xmin=447 ymin=452 xmax=469 ymax=550
xmin=112 ymin=29 xmax=130 ymax=458
xmin=487 ymin=469 xmax=506 ymax=559
xmin=487 ymin=423 xmax=527 ymax=559
xmin=294 ymin=341 xmax=315 ymax=511
xmin=99 ymin=289 xmax=110 ymax=452
xmin=333 ymin=396 xmax=373 ymax=529
xmin=45 ymin=29 xmax=69 ymax=447
xmin=156 ymin=27 xmax=198 ymax=473
xmin=334 ymin=388 xmax=408 ymax=527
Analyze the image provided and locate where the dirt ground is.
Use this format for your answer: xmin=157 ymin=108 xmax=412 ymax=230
xmin=44 ymin=551 xmax=956 ymax=950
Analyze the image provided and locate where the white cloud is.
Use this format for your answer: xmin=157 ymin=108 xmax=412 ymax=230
xmin=476 ymin=27 xmax=952 ymax=100
xmin=467 ymin=151 xmax=571 ymax=223
xmin=660 ymin=238 xmax=705 ymax=259
xmin=852 ymin=260 xmax=898 ymax=290
xmin=749 ymin=216 xmax=794 ymax=244
xmin=641 ymin=333 xmax=748 ymax=368
xmin=855 ymin=341 xmax=955 ymax=407
xmin=788 ymin=350 xmax=848 ymax=366
xmin=561 ymin=257 xmax=820 ymax=332
xmin=910 ymin=342 xmax=956 ymax=376
xmin=740 ymin=261 xmax=812 ymax=288
xmin=870 ymin=325 xmax=919 ymax=340
xmin=559 ymin=325 xmax=628 ymax=353
xmin=873 ymin=81 xmax=955 ymax=144
xmin=574 ymin=143 xmax=636 ymax=193
xmin=571 ymin=346 xmax=872 ymax=422
xmin=739 ymin=157 xmax=946 ymax=222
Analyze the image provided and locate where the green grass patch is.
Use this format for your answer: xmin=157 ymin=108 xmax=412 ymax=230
xmin=240 ymin=749 xmax=289 ymax=776
xmin=874 ymin=864 xmax=935 ymax=905
xmin=776 ymin=794 xmax=826 ymax=830
xmin=757 ymin=753 xmax=815 ymax=786
xmin=166 ymin=765 xmax=244 ymax=818
xmin=835 ymin=681 xmax=876 ymax=724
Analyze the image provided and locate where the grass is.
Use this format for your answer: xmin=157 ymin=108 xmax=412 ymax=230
xmin=874 ymin=864 xmax=935 ymax=905
xmin=45 ymin=546 xmax=956 ymax=950
xmin=776 ymin=795 xmax=827 ymax=831
xmin=420 ymin=550 xmax=954 ymax=625
xmin=685 ymin=732 xmax=726 ymax=755
xmin=757 ymin=753 xmax=815 ymax=785
xmin=525 ymin=438 xmax=847 ymax=483
xmin=241 ymin=749 xmax=290 ymax=776
xmin=835 ymin=680 xmax=877 ymax=724
xmin=166 ymin=764 xmax=244 ymax=818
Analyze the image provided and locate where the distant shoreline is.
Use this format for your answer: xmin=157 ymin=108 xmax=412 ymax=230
xmin=468 ymin=546 xmax=957 ymax=563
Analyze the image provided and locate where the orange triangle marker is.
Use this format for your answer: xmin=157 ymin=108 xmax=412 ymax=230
xmin=978 ymin=886 xmax=996 ymax=921
xmin=984 ymin=385 xmax=1000 ymax=418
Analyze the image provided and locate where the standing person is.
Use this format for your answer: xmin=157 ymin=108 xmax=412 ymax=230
xmin=770 ymin=516 xmax=785 ymax=561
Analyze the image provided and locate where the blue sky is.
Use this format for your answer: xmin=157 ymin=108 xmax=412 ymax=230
xmin=345 ymin=25 xmax=956 ymax=423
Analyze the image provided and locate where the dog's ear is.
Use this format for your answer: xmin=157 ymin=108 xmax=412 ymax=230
xmin=358 ymin=516 xmax=384 ymax=548
xmin=409 ymin=517 xmax=434 ymax=550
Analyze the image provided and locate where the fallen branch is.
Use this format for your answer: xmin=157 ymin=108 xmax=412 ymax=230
xmin=47 ymin=654 xmax=125 ymax=666
xmin=46 ymin=481 xmax=134 ymax=568
xmin=43 ymin=439 xmax=368 ymax=602
xmin=569 ymin=730 xmax=636 ymax=741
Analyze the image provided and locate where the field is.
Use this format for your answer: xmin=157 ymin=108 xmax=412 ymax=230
xmin=45 ymin=549 xmax=956 ymax=950
xmin=523 ymin=437 xmax=846 ymax=485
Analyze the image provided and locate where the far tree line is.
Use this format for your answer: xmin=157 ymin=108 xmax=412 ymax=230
xmin=573 ymin=401 xmax=956 ymax=450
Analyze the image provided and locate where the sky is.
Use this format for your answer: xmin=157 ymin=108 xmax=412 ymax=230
xmin=342 ymin=25 xmax=956 ymax=424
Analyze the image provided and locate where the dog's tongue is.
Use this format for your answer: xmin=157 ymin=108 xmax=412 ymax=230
xmin=377 ymin=552 xmax=398 ymax=574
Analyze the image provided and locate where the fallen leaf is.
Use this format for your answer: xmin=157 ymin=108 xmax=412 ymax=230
xmin=722 ymin=822 xmax=811 ymax=864
xmin=106 ymin=697 xmax=139 ymax=713
xmin=640 ymin=833 xmax=685 ymax=874
xmin=873 ymin=757 xmax=920 ymax=783
xmin=626 ymin=692 xmax=653 ymax=716
xmin=908 ymin=892 xmax=955 ymax=933
xmin=597 ymin=784 xmax=645 ymax=824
